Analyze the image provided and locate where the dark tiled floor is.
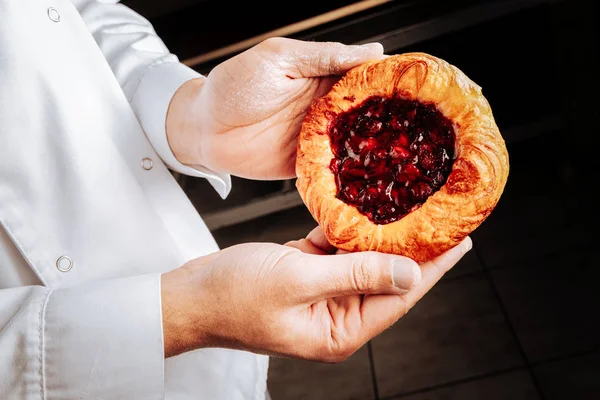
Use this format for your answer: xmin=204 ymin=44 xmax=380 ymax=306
xmin=534 ymin=352 xmax=600 ymax=400
xmin=251 ymin=206 xmax=318 ymax=244
xmin=371 ymin=273 xmax=523 ymax=398
xmin=470 ymin=132 xmax=578 ymax=269
xmin=557 ymin=153 xmax=598 ymax=248
xmin=490 ymin=249 xmax=600 ymax=363
xmin=212 ymin=205 xmax=317 ymax=248
xmin=267 ymin=345 xmax=374 ymax=400
xmin=394 ymin=370 xmax=540 ymax=400
xmin=186 ymin=176 xmax=286 ymax=214
xmin=442 ymin=247 xmax=483 ymax=280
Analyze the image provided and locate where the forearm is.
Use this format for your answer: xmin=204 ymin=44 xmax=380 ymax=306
xmin=165 ymin=77 xmax=208 ymax=168
xmin=161 ymin=266 xmax=206 ymax=358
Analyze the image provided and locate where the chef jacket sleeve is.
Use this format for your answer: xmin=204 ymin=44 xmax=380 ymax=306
xmin=71 ymin=0 xmax=231 ymax=198
xmin=0 ymin=274 xmax=167 ymax=399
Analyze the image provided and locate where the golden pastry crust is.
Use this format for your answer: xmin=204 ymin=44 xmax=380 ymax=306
xmin=295 ymin=53 xmax=509 ymax=262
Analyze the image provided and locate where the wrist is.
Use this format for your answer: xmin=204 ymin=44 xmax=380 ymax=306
xmin=165 ymin=77 xmax=208 ymax=167
xmin=160 ymin=268 xmax=213 ymax=358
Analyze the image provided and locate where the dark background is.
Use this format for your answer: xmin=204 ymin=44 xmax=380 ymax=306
xmin=125 ymin=1 xmax=599 ymax=399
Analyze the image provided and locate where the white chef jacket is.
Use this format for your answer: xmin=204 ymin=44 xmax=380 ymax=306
xmin=0 ymin=1 xmax=269 ymax=399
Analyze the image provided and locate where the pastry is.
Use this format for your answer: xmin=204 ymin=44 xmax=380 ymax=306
xmin=295 ymin=53 xmax=509 ymax=262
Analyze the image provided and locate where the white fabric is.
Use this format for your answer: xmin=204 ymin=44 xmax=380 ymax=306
xmin=0 ymin=0 xmax=267 ymax=399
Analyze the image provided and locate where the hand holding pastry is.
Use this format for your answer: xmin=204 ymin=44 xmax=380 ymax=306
xmin=161 ymin=227 xmax=471 ymax=361
xmin=166 ymin=37 xmax=385 ymax=180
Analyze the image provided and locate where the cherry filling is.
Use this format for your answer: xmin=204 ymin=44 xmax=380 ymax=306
xmin=328 ymin=96 xmax=456 ymax=224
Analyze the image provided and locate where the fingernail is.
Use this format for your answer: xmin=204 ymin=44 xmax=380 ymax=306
xmin=359 ymin=42 xmax=384 ymax=52
xmin=392 ymin=259 xmax=421 ymax=290
xmin=463 ymin=237 xmax=473 ymax=254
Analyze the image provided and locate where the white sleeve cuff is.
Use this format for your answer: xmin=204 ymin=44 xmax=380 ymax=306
xmin=43 ymin=274 xmax=165 ymax=399
xmin=129 ymin=61 xmax=231 ymax=198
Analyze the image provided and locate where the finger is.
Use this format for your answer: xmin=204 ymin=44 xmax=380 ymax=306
xmin=314 ymin=75 xmax=343 ymax=99
xmin=297 ymin=251 xmax=421 ymax=300
xmin=305 ymin=227 xmax=337 ymax=254
xmin=356 ymin=295 xmax=408 ymax=343
xmin=284 ymin=238 xmax=328 ymax=255
xmin=268 ymin=37 xmax=384 ymax=78
xmin=403 ymin=237 xmax=473 ymax=309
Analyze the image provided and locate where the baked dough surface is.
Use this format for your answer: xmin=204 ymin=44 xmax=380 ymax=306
xmin=296 ymin=53 xmax=509 ymax=262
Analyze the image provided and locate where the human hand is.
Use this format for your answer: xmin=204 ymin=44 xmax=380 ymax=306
xmin=160 ymin=228 xmax=472 ymax=361
xmin=166 ymin=37 xmax=384 ymax=180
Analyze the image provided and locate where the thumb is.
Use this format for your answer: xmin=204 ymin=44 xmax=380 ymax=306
xmin=268 ymin=38 xmax=384 ymax=78
xmin=299 ymin=251 xmax=421 ymax=300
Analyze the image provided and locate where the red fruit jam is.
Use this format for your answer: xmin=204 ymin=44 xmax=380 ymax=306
xmin=328 ymin=96 xmax=456 ymax=224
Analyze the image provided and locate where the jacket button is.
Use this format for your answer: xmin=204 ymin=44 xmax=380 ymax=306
xmin=141 ymin=157 xmax=154 ymax=171
xmin=56 ymin=255 xmax=73 ymax=272
xmin=47 ymin=7 xmax=61 ymax=22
